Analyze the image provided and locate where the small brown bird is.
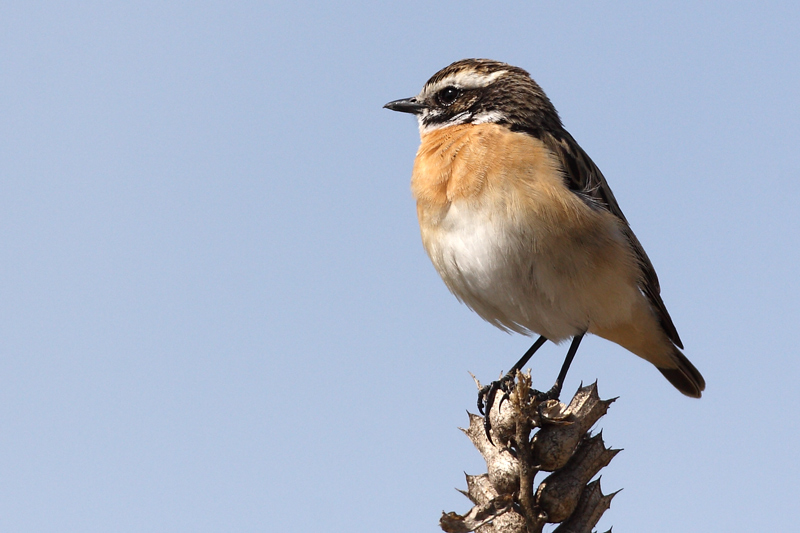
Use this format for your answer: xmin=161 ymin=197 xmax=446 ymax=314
xmin=384 ymin=59 xmax=705 ymax=415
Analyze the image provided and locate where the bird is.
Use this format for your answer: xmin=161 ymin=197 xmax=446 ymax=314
xmin=384 ymin=59 xmax=705 ymax=423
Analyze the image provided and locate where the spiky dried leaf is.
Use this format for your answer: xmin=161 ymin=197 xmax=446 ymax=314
xmin=535 ymin=433 xmax=620 ymax=522
xmin=532 ymin=383 xmax=614 ymax=472
xmin=552 ymin=479 xmax=619 ymax=533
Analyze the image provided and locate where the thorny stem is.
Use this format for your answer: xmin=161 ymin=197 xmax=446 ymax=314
xmin=511 ymin=371 xmax=546 ymax=533
xmin=443 ymin=378 xmax=618 ymax=533
xmin=515 ymin=417 xmax=542 ymax=532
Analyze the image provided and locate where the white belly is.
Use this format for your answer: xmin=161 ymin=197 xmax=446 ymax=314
xmin=422 ymin=200 xmax=640 ymax=342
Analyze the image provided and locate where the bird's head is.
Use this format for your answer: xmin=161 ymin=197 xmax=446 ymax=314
xmin=384 ymin=58 xmax=562 ymax=135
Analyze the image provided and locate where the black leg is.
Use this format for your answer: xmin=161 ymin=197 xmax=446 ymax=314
xmin=508 ymin=335 xmax=548 ymax=375
xmin=539 ymin=332 xmax=585 ymax=401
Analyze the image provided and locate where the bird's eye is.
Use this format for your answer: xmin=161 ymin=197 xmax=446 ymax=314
xmin=437 ymin=86 xmax=460 ymax=106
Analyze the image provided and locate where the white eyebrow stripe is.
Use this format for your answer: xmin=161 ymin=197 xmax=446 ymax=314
xmin=424 ymin=69 xmax=508 ymax=95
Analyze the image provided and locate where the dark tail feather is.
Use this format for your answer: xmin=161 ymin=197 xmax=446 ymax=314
xmin=657 ymin=348 xmax=706 ymax=398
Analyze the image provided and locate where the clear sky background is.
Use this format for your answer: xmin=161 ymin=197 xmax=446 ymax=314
xmin=1 ymin=2 xmax=798 ymax=532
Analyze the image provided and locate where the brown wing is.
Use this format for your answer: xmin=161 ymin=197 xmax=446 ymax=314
xmin=541 ymin=129 xmax=684 ymax=349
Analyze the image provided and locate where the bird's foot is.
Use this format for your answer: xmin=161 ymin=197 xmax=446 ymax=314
xmin=477 ymin=375 xmax=565 ymax=445
xmin=477 ymin=373 xmax=517 ymax=444
xmin=477 ymin=373 xmax=514 ymax=415
xmin=534 ymin=382 xmax=562 ymax=402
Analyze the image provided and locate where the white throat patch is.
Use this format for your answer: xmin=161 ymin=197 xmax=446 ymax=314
xmin=417 ymin=111 xmax=470 ymax=134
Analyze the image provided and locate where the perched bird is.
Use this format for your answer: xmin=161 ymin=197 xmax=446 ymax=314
xmin=384 ymin=59 xmax=705 ymax=418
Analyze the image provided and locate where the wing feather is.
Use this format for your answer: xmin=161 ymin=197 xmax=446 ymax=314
xmin=541 ymin=130 xmax=684 ymax=349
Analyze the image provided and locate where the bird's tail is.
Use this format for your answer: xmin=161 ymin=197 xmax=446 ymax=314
xmin=656 ymin=347 xmax=705 ymax=398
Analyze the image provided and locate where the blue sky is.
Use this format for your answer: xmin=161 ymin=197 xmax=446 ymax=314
xmin=1 ymin=1 xmax=798 ymax=531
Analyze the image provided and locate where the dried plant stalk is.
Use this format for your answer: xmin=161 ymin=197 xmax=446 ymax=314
xmin=440 ymin=377 xmax=619 ymax=533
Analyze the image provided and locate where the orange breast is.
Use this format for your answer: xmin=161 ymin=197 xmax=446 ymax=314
xmin=411 ymin=123 xmax=570 ymax=228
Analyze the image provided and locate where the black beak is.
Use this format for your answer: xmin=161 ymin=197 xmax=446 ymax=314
xmin=383 ymin=97 xmax=426 ymax=115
